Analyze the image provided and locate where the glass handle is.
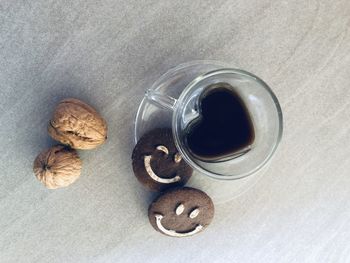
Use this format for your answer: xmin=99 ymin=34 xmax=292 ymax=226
xmin=145 ymin=89 xmax=177 ymax=111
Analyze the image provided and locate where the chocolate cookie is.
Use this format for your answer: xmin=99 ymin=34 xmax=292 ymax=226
xmin=148 ymin=187 xmax=214 ymax=237
xmin=132 ymin=128 xmax=193 ymax=192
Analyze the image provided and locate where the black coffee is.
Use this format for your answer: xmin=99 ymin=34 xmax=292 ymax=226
xmin=184 ymin=83 xmax=255 ymax=160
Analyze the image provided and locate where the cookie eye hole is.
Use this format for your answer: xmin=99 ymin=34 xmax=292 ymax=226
xmin=156 ymin=145 xmax=169 ymax=155
xmin=174 ymin=152 xmax=182 ymax=163
xmin=175 ymin=203 xmax=185 ymax=215
xmin=189 ymin=208 xmax=200 ymax=219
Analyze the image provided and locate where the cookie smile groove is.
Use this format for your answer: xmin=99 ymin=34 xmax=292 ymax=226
xmin=154 ymin=214 xmax=203 ymax=237
xmin=144 ymin=155 xmax=181 ymax=183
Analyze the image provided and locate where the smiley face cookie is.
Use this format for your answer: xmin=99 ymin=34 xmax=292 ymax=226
xmin=148 ymin=187 xmax=214 ymax=237
xmin=132 ymin=128 xmax=193 ymax=192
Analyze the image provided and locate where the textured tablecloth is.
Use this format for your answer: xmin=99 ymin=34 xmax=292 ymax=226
xmin=1 ymin=1 xmax=350 ymax=262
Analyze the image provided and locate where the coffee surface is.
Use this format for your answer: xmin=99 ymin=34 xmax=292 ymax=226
xmin=184 ymin=83 xmax=255 ymax=160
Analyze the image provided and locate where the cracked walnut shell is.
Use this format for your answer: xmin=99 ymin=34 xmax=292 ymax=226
xmin=33 ymin=145 xmax=82 ymax=189
xmin=48 ymin=98 xmax=107 ymax=150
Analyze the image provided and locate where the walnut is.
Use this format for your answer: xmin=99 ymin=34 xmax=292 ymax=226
xmin=48 ymin=98 xmax=107 ymax=150
xmin=33 ymin=145 xmax=82 ymax=189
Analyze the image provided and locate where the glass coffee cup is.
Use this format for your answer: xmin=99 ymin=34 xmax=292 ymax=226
xmin=135 ymin=61 xmax=283 ymax=180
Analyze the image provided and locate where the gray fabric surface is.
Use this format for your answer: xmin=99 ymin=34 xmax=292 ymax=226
xmin=1 ymin=0 xmax=350 ymax=262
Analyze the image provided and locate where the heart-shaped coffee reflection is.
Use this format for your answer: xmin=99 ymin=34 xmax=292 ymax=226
xmin=184 ymin=83 xmax=255 ymax=161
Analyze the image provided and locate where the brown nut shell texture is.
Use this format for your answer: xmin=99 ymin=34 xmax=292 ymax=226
xmin=48 ymin=98 xmax=107 ymax=150
xmin=33 ymin=145 xmax=82 ymax=189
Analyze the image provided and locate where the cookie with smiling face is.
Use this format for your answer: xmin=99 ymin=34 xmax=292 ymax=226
xmin=132 ymin=128 xmax=193 ymax=192
xmin=148 ymin=187 xmax=214 ymax=237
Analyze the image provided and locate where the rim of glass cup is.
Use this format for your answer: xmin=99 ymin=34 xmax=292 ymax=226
xmin=134 ymin=61 xmax=283 ymax=180
xmin=173 ymin=68 xmax=283 ymax=180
